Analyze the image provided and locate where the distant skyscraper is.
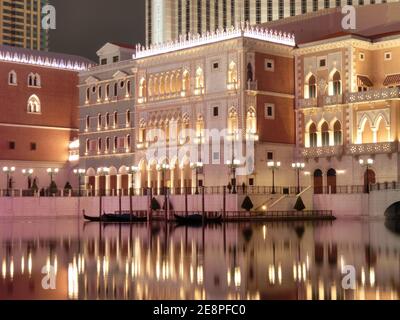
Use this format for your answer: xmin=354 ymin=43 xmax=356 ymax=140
xmin=145 ymin=0 xmax=392 ymax=45
xmin=0 ymin=0 xmax=49 ymax=51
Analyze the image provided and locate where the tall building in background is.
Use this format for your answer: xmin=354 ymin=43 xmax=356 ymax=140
xmin=0 ymin=0 xmax=49 ymax=51
xmin=145 ymin=0 xmax=394 ymax=45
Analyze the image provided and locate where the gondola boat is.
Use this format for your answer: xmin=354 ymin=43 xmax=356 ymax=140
xmin=173 ymin=213 xmax=222 ymax=225
xmin=83 ymin=213 xmax=147 ymax=223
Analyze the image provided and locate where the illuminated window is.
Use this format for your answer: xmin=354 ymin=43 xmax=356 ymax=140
xmin=8 ymin=70 xmax=17 ymax=85
xmin=27 ymin=95 xmax=41 ymax=113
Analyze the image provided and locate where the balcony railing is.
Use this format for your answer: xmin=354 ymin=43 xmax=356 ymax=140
xmin=301 ymin=145 xmax=343 ymax=158
xmin=345 ymin=87 xmax=400 ymax=104
xmin=346 ymin=142 xmax=398 ymax=155
xmin=298 ymin=97 xmax=317 ymax=109
xmin=324 ymin=94 xmax=343 ymax=106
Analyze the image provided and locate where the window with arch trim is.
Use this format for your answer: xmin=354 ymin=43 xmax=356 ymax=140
xmin=27 ymin=95 xmax=41 ymax=113
xmin=333 ymin=121 xmax=342 ymax=145
xmin=309 ymin=123 xmax=317 ymax=147
xmin=321 ymin=122 xmax=330 ymax=147
xmin=8 ymin=71 xmax=17 ymax=85
xmin=28 ymin=73 xmax=41 ymax=87
xmin=308 ymin=75 xmax=317 ymax=98
xmin=332 ymin=71 xmax=341 ymax=95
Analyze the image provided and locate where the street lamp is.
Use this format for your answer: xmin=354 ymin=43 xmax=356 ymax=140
xmin=22 ymin=169 xmax=34 ymax=189
xmin=190 ymin=161 xmax=204 ymax=194
xmin=359 ymin=158 xmax=374 ymax=193
xmin=267 ymin=161 xmax=281 ymax=194
xmin=157 ymin=163 xmax=170 ymax=195
xmin=73 ymin=169 xmax=85 ymax=197
xmin=2 ymin=166 xmax=15 ymax=197
xmin=292 ymin=162 xmax=305 ymax=195
xmin=47 ymin=168 xmax=59 ymax=184
xmin=128 ymin=166 xmax=139 ymax=195
xmin=226 ymin=159 xmax=241 ymax=194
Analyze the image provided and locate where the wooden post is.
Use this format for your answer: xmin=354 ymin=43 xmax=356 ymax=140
xmin=118 ymin=189 xmax=122 ymax=215
xmin=185 ymin=187 xmax=188 ymax=217
xmin=129 ymin=187 xmax=133 ymax=218
xmin=202 ymin=186 xmax=205 ymax=225
xmin=166 ymin=188 xmax=170 ymax=222
xmin=148 ymin=187 xmax=153 ymax=221
xmin=99 ymin=194 xmax=102 ymax=219
xmin=164 ymin=188 xmax=168 ymax=223
xmin=223 ymin=186 xmax=226 ymax=221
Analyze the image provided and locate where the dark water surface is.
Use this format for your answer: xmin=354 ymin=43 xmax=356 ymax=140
xmin=0 ymin=218 xmax=399 ymax=300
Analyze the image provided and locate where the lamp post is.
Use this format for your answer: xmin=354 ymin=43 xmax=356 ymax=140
xmin=73 ymin=169 xmax=85 ymax=197
xmin=2 ymin=166 xmax=15 ymax=197
xmin=291 ymin=162 xmax=305 ymax=195
xmin=190 ymin=161 xmax=204 ymax=194
xmin=157 ymin=163 xmax=170 ymax=195
xmin=227 ymin=159 xmax=241 ymax=194
xmin=22 ymin=169 xmax=34 ymax=189
xmin=47 ymin=168 xmax=59 ymax=184
xmin=267 ymin=161 xmax=281 ymax=194
xmin=128 ymin=166 xmax=139 ymax=195
xmin=359 ymin=158 xmax=374 ymax=194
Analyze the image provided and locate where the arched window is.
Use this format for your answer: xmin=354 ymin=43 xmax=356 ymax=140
xmin=114 ymin=82 xmax=118 ymax=97
xmin=228 ymin=108 xmax=238 ymax=134
xmin=98 ymin=138 xmax=102 ymax=152
xmin=228 ymin=62 xmax=238 ymax=84
xmin=106 ymin=137 xmax=110 ymax=152
xmin=246 ymin=108 xmax=256 ymax=134
xmin=195 ymin=67 xmax=204 ymax=89
xmin=114 ymin=136 xmax=118 ymax=150
xmin=332 ymin=71 xmax=341 ymax=95
xmin=247 ymin=63 xmax=253 ymax=82
xmin=126 ymin=80 xmax=131 ymax=96
xmin=376 ymin=117 xmax=388 ymax=143
xmin=321 ymin=122 xmax=330 ymax=146
xmin=308 ymin=75 xmax=317 ymax=98
xmin=164 ymin=75 xmax=170 ymax=94
xmin=85 ymin=139 xmax=90 ymax=153
xmin=97 ymin=114 xmax=102 ymax=128
xmin=105 ymin=84 xmax=110 ymax=100
xmin=105 ymin=112 xmax=110 ymax=128
xmin=8 ymin=71 xmax=17 ymax=85
xmin=126 ymin=110 xmax=131 ymax=126
xmin=98 ymin=86 xmax=102 ymax=100
xmin=114 ymin=111 xmax=118 ymax=127
xmin=86 ymin=88 xmax=90 ymax=102
xmin=126 ymin=134 xmax=131 ymax=148
xmin=159 ymin=76 xmax=165 ymax=95
xmin=28 ymin=73 xmax=34 ymax=86
xmin=309 ymin=123 xmax=317 ymax=147
xmin=27 ymin=95 xmax=41 ymax=113
xmin=333 ymin=121 xmax=342 ymax=145
xmin=153 ymin=76 xmax=159 ymax=96
xmin=182 ymin=71 xmax=190 ymax=93
xmin=34 ymin=74 xmax=41 ymax=87
xmin=85 ymin=116 xmax=90 ymax=130
xmin=139 ymin=78 xmax=146 ymax=98
xmin=327 ymin=169 xmax=337 ymax=194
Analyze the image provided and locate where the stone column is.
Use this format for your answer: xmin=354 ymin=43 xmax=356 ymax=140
xmin=105 ymin=175 xmax=110 ymax=196
xmin=170 ymin=168 xmax=175 ymax=195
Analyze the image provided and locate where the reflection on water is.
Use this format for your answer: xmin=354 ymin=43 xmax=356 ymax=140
xmin=0 ymin=218 xmax=399 ymax=300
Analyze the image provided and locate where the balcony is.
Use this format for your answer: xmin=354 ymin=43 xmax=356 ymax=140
xmin=298 ymin=98 xmax=317 ymax=109
xmin=345 ymin=87 xmax=400 ymax=104
xmin=346 ymin=142 xmax=398 ymax=155
xmin=301 ymin=145 xmax=343 ymax=158
xmin=324 ymin=94 xmax=343 ymax=106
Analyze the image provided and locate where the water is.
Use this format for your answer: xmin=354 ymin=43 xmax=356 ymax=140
xmin=0 ymin=218 xmax=399 ymax=300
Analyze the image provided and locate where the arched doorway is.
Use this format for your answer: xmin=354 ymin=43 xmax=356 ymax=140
xmin=314 ymin=169 xmax=323 ymax=194
xmin=327 ymin=169 xmax=337 ymax=194
xmin=99 ymin=175 xmax=106 ymax=196
xmin=364 ymin=169 xmax=376 ymax=193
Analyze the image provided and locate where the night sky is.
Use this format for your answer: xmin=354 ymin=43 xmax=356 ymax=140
xmin=49 ymin=0 xmax=145 ymax=62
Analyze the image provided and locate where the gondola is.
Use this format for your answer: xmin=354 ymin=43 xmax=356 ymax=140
xmin=84 ymin=213 xmax=147 ymax=223
xmin=174 ymin=213 xmax=222 ymax=225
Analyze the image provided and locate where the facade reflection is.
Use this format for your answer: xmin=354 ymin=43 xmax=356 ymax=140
xmin=0 ymin=219 xmax=399 ymax=300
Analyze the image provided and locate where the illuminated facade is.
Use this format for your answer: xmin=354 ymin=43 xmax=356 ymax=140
xmin=295 ymin=32 xmax=400 ymax=193
xmin=134 ymin=25 xmax=296 ymax=193
xmin=0 ymin=45 xmax=93 ymax=192
xmin=78 ymin=43 xmax=136 ymax=195
xmin=0 ymin=0 xmax=49 ymax=51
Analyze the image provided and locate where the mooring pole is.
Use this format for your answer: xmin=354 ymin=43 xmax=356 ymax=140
xmin=148 ymin=187 xmax=153 ymax=222
xmin=223 ymin=186 xmax=226 ymax=221
xmin=99 ymin=193 xmax=102 ymax=219
xmin=166 ymin=188 xmax=170 ymax=222
xmin=129 ymin=187 xmax=133 ymax=220
xmin=202 ymin=186 xmax=205 ymax=225
xmin=119 ymin=189 xmax=122 ymax=215
xmin=185 ymin=187 xmax=188 ymax=217
xmin=164 ymin=187 xmax=168 ymax=223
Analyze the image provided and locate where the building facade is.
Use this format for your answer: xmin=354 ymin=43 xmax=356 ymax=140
xmin=145 ymin=0 xmax=393 ymax=45
xmin=134 ymin=25 xmax=296 ymax=194
xmin=0 ymin=0 xmax=49 ymax=51
xmin=295 ymin=32 xmax=400 ymax=193
xmin=0 ymin=44 xmax=93 ymax=193
xmin=78 ymin=43 xmax=136 ymax=195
